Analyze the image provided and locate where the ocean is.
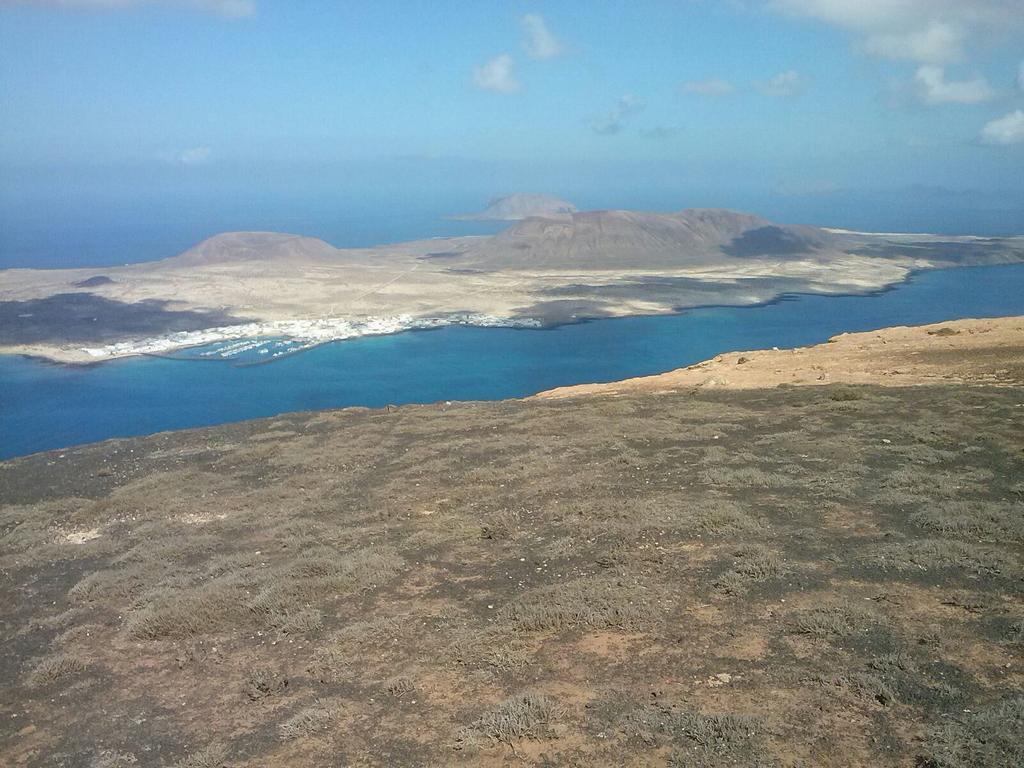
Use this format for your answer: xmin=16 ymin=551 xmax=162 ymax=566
xmin=2 ymin=263 xmax=1023 ymax=460
xmin=3 ymin=179 xmax=1022 ymax=270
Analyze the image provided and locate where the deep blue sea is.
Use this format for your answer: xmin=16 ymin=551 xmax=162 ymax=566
xmin=2 ymin=263 xmax=1024 ymax=460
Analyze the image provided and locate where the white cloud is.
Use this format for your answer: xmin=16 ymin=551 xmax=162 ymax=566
xmin=588 ymin=94 xmax=646 ymax=135
xmin=980 ymin=110 xmax=1024 ymax=146
xmin=472 ymin=53 xmax=521 ymax=93
xmin=178 ymin=145 xmax=212 ymax=165
xmin=0 ymin=0 xmax=255 ymax=16
xmin=520 ymin=13 xmax=564 ymax=59
xmin=680 ymin=78 xmax=736 ymax=97
xmin=757 ymin=70 xmax=807 ymax=97
xmin=913 ymin=66 xmax=995 ymax=105
xmin=770 ymin=1 xmax=1024 ymax=64
xmin=859 ymin=20 xmax=962 ymax=64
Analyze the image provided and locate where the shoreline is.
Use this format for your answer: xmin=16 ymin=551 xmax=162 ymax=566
xmin=3 ymin=210 xmax=1023 ymax=369
xmin=0 ymin=264 xmax=933 ymax=368
xmin=3 ymin=307 xmax=1022 ymax=462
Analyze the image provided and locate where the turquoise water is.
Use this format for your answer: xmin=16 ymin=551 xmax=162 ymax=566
xmin=2 ymin=263 xmax=1024 ymax=460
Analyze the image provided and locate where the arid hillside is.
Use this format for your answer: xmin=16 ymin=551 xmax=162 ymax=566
xmin=538 ymin=316 xmax=1024 ymax=398
xmin=1 ymin=318 xmax=1022 ymax=767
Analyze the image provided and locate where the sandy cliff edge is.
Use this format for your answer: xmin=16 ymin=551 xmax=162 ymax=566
xmin=534 ymin=316 xmax=1024 ymax=398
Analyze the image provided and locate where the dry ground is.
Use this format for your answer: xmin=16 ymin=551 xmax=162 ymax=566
xmin=538 ymin=316 xmax=1024 ymax=397
xmin=1 ymin=329 xmax=1023 ymax=766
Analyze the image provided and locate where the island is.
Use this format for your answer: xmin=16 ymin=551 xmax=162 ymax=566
xmin=449 ymin=192 xmax=579 ymax=220
xmin=2 ymin=207 xmax=1022 ymax=364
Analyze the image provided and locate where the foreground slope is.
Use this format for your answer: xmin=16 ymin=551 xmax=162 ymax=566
xmin=2 ymin=317 xmax=1022 ymax=767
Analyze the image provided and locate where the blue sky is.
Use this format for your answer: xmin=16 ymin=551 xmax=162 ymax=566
xmin=0 ymin=0 xmax=1022 ymax=251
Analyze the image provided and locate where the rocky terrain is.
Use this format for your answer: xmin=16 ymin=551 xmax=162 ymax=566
xmin=1 ymin=208 xmax=1022 ymax=363
xmin=1 ymin=316 xmax=1022 ymax=767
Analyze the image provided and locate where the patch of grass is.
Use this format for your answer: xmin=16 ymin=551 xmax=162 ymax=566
xmin=278 ymin=700 xmax=337 ymax=741
xmin=448 ymin=628 xmax=533 ymax=672
xmin=917 ymin=695 xmax=1024 ymax=768
xmin=789 ymin=602 xmax=885 ymax=639
xmin=686 ymin=501 xmax=762 ymax=537
xmin=625 ymin=705 xmax=774 ymax=768
xmin=464 ymin=692 xmax=559 ymax=743
xmin=878 ymin=468 xmax=990 ymax=500
xmin=248 ymin=545 xmax=403 ymax=628
xmin=810 ymin=671 xmax=896 ymax=706
xmin=125 ymin=573 xmax=260 ymax=638
xmin=714 ymin=545 xmax=788 ymax=595
xmin=70 ymin=565 xmax=158 ymax=604
xmin=286 ymin=545 xmax=403 ymax=587
xmin=26 ymin=651 xmax=89 ymax=687
xmin=112 ymin=532 xmax=219 ymax=567
xmin=910 ymin=501 xmax=1024 ymax=544
xmin=334 ymin=615 xmax=409 ymax=646
xmin=864 ymin=539 xmax=1016 ymax=577
xmin=125 ymin=580 xmax=249 ymax=640
xmin=497 ymin=576 xmax=656 ymax=632
xmin=0 ymin=499 xmax=92 ymax=558
xmin=700 ymin=464 xmax=792 ymax=489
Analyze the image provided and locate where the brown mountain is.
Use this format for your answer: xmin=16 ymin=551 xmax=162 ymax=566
xmin=455 ymin=208 xmax=838 ymax=269
xmin=161 ymin=231 xmax=340 ymax=267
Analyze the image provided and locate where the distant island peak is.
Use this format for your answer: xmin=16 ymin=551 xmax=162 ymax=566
xmin=451 ymin=193 xmax=578 ymax=221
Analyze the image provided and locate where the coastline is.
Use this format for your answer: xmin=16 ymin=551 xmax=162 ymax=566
xmin=0 ymin=264 xmax=924 ymax=367
xmin=0 ymin=312 xmax=545 ymax=366
xmin=14 ymin=211 xmax=1014 ymax=367
xmin=5 ymin=258 xmax=1024 ymax=461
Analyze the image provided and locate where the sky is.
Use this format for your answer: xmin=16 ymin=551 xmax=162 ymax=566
xmin=1 ymin=0 xmax=1023 ymax=263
